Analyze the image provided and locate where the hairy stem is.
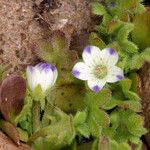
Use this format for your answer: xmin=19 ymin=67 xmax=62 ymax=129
xmin=32 ymin=101 xmax=41 ymax=133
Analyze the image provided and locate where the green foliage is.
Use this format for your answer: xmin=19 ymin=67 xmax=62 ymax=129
xmin=85 ymin=89 xmax=111 ymax=137
xmin=89 ymin=32 xmax=106 ymax=49
xmin=92 ymin=2 xmax=106 ymax=15
xmin=132 ymin=8 xmax=150 ymax=49
xmin=28 ymin=107 xmax=75 ymax=150
xmin=130 ymin=47 xmax=150 ymax=70
xmin=51 ymin=84 xmax=85 ymax=113
xmin=37 ymin=31 xmax=69 ymax=66
xmin=14 ymin=92 xmax=33 ymax=135
xmin=32 ymin=85 xmax=46 ymax=110
xmin=91 ymin=0 xmax=149 ymax=72
xmin=103 ymin=109 xmax=147 ymax=145
xmin=73 ymin=111 xmax=90 ymax=138
xmin=103 ymin=78 xmax=141 ymax=112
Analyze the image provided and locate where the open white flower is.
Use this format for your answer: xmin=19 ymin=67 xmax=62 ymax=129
xmin=72 ymin=46 xmax=124 ymax=92
xmin=26 ymin=63 xmax=58 ymax=92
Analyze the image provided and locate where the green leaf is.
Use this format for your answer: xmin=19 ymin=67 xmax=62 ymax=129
xmin=120 ymin=40 xmax=139 ymax=54
xmin=91 ymin=139 xmax=99 ymax=150
xmin=132 ymin=8 xmax=150 ymax=50
xmin=141 ymin=47 xmax=150 ymax=62
xmin=73 ymin=111 xmax=87 ymax=126
xmin=92 ymin=2 xmax=106 ymax=15
xmin=76 ymin=124 xmax=90 ymax=138
xmin=118 ymin=100 xmax=141 ymax=112
xmin=86 ymin=89 xmax=112 ymax=108
xmin=134 ymin=3 xmax=146 ymax=14
xmin=14 ymin=94 xmax=33 ymax=134
xmin=17 ymin=127 xmax=28 ymax=142
xmin=124 ymin=91 xmax=141 ymax=101
xmin=28 ymin=107 xmax=75 ymax=149
xmin=117 ymin=23 xmax=139 ymax=54
xmin=119 ymin=78 xmax=132 ymax=91
xmin=127 ymin=114 xmax=147 ymax=137
xmin=109 ymin=140 xmax=118 ymax=150
xmin=88 ymin=108 xmax=110 ymax=137
xmin=87 ymin=109 xmax=103 ymax=137
xmin=103 ymin=99 xmax=118 ymax=110
xmin=51 ymin=31 xmax=68 ymax=52
xmin=117 ymin=24 xmax=134 ymax=42
xmin=129 ymin=72 xmax=140 ymax=93
xmin=118 ymin=143 xmax=131 ymax=150
xmin=89 ymin=32 xmax=106 ymax=49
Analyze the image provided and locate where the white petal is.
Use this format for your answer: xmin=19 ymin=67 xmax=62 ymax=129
xmin=50 ymin=68 xmax=58 ymax=87
xmin=87 ymin=78 xmax=106 ymax=92
xmin=40 ymin=70 xmax=52 ymax=92
xmin=72 ymin=62 xmax=92 ymax=80
xmin=40 ymin=66 xmax=58 ymax=92
xmin=82 ymin=46 xmax=102 ymax=67
xmin=106 ymin=66 xmax=124 ymax=83
xmin=101 ymin=48 xmax=118 ymax=66
xmin=26 ymin=66 xmax=41 ymax=91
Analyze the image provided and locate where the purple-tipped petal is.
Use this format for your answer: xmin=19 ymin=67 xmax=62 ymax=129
xmin=83 ymin=46 xmax=93 ymax=54
xmin=36 ymin=63 xmax=56 ymax=72
xmin=107 ymin=66 xmax=124 ymax=83
xmin=92 ymin=85 xmax=101 ymax=92
xmin=101 ymin=48 xmax=118 ymax=66
xmin=50 ymin=65 xmax=56 ymax=72
xmin=27 ymin=63 xmax=58 ymax=92
xmin=72 ymin=62 xmax=91 ymax=80
xmin=72 ymin=70 xmax=80 ymax=77
xmin=108 ymin=48 xmax=116 ymax=55
xmin=116 ymin=75 xmax=124 ymax=80
xmin=82 ymin=46 xmax=102 ymax=67
xmin=87 ymin=79 xmax=106 ymax=92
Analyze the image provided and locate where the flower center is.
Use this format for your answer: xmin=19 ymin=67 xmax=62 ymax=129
xmin=94 ymin=65 xmax=107 ymax=79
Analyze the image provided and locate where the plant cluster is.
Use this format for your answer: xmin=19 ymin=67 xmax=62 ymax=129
xmin=0 ymin=0 xmax=150 ymax=150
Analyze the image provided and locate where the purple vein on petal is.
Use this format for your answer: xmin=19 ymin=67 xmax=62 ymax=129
xmin=49 ymin=65 xmax=56 ymax=72
xmin=36 ymin=63 xmax=56 ymax=72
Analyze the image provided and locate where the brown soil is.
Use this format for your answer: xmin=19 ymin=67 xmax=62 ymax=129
xmin=139 ymin=63 xmax=150 ymax=148
xmin=0 ymin=131 xmax=32 ymax=150
xmin=0 ymin=0 xmax=91 ymax=73
xmin=0 ymin=0 xmax=44 ymax=72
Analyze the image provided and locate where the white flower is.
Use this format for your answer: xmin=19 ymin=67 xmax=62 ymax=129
xmin=72 ymin=46 xmax=124 ymax=92
xmin=26 ymin=63 xmax=58 ymax=92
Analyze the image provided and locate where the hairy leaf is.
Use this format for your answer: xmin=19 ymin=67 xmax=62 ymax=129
xmin=0 ymin=74 xmax=26 ymax=121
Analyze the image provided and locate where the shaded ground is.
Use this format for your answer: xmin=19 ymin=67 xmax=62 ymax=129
xmin=139 ymin=63 xmax=150 ymax=148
